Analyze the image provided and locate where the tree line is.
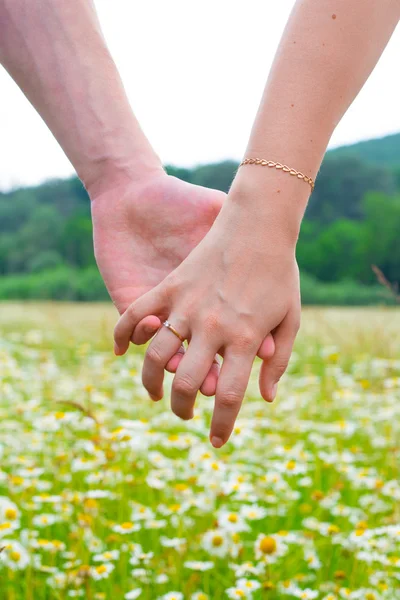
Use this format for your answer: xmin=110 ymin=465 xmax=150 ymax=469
xmin=0 ymin=132 xmax=399 ymax=304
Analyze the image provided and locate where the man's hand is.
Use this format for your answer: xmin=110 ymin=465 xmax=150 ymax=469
xmin=92 ymin=170 xmax=275 ymax=398
xmin=113 ymin=171 xmax=300 ymax=446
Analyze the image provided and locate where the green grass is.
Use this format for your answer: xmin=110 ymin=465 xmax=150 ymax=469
xmin=0 ymin=303 xmax=400 ymax=600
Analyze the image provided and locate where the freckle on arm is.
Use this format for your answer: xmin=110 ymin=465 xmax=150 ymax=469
xmin=332 ymin=14 xmax=337 ymax=20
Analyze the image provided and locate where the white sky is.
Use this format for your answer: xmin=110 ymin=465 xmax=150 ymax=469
xmin=0 ymin=0 xmax=399 ymax=191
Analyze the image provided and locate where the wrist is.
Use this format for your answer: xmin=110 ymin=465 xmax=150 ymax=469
xmin=83 ymin=151 xmax=164 ymax=201
xmin=228 ymin=165 xmax=310 ymax=248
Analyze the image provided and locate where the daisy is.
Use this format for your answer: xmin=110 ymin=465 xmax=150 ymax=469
xmin=184 ymin=561 xmax=214 ymax=571
xmin=225 ymin=587 xmax=250 ymax=599
xmin=236 ymin=578 xmax=262 ymax=592
xmin=1 ymin=540 xmax=30 ymax=570
xmin=202 ymin=530 xmax=230 ymax=557
xmin=112 ymin=521 xmax=140 ymax=534
xmin=240 ymin=505 xmax=267 ymax=521
xmin=125 ymin=591 xmax=142 ymax=600
xmin=254 ymin=534 xmax=287 ymax=562
xmin=92 ymin=550 xmax=120 ymax=562
xmin=217 ymin=510 xmax=249 ymax=533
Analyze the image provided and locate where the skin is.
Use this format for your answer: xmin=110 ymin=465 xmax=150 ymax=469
xmin=0 ymin=0 xmax=275 ymax=400
xmin=114 ymin=0 xmax=400 ymax=447
xmin=91 ymin=172 xmax=276 ymax=395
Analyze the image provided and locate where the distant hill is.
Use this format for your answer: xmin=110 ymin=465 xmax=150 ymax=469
xmin=327 ymin=132 xmax=400 ymax=167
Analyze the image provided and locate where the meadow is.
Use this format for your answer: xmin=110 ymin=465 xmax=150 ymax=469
xmin=0 ymin=302 xmax=400 ymax=600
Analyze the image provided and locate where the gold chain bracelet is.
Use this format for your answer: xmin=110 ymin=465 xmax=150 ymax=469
xmin=239 ymin=158 xmax=315 ymax=192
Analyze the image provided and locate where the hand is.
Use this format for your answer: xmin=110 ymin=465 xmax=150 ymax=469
xmin=113 ymin=173 xmax=301 ymax=447
xmin=91 ymin=170 xmax=275 ymax=396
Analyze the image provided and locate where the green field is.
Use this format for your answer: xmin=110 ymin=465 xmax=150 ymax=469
xmin=0 ymin=303 xmax=400 ymax=600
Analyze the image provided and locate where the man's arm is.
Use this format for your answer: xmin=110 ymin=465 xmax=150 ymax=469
xmin=0 ymin=0 xmax=163 ymax=196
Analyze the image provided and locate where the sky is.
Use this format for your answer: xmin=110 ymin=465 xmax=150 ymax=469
xmin=0 ymin=0 xmax=399 ymax=191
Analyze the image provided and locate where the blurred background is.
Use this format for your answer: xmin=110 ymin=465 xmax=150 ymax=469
xmin=0 ymin=0 xmax=399 ymax=305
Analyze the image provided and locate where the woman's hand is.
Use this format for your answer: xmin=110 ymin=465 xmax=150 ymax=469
xmin=114 ymin=172 xmax=302 ymax=448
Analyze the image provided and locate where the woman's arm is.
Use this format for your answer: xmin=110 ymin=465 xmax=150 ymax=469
xmin=114 ymin=0 xmax=400 ymax=448
xmin=0 ymin=0 xmax=163 ymax=196
xmin=234 ymin=0 xmax=400 ymax=234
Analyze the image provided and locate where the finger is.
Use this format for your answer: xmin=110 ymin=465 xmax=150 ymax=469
xmin=257 ymin=332 xmax=275 ymax=361
xmin=171 ymin=338 xmax=219 ymax=420
xmin=167 ymin=351 xmax=220 ymax=398
xmin=259 ymin=308 xmax=300 ymax=403
xmin=200 ymin=357 xmax=220 ymax=397
xmin=199 ymin=331 xmax=271 ymax=397
xmin=210 ymin=350 xmax=255 ymax=448
xmin=142 ymin=319 xmax=189 ymax=401
xmin=131 ymin=316 xmax=161 ymax=345
xmin=165 ymin=346 xmax=185 ymax=373
xmin=114 ymin=287 xmax=167 ymax=355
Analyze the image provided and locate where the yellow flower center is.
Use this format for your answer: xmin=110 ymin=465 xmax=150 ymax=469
xmin=327 ymin=525 xmax=340 ymax=535
xmin=174 ymin=483 xmax=188 ymax=491
xmin=10 ymin=551 xmax=21 ymax=562
xmin=96 ymin=565 xmax=108 ymax=574
xmin=212 ymin=535 xmax=224 ymax=547
xmin=5 ymin=508 xmax=17 ymax=520
xmin=259 ymin=536 xmax=277 ymax=554
xmin=262 ymin=581 xmax=275 ymax=590
xmin=286 ymin=460 xmax=296 ymax=471
xmin=228 ymin=514 xmax=238 ymax=523
xmin=121 ymin=522 xmax=133 ymax=530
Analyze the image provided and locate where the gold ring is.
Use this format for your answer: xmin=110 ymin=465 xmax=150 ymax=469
xmin=162 ymin=320 xmax=185 ymax=343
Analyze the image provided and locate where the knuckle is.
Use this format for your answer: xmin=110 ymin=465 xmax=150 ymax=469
xmin=217 ymin=390 xmax=242 ymax=410
xmin=146 ymin=345 xmax=164 ymax=365
xmin=233 ymin=329 xmax=257 ymax=352
xmin=273 ymin=359 xmax=289 ymax=380
xmin=163 ymin=272 xmax=181 ymax=297
xmin=127 ymin=303 xmax=137 ymax=319
xmin=203 ymin=312 xmax=224 ymax=337
xmin=172 ymin=374 xmax=198 ymax=397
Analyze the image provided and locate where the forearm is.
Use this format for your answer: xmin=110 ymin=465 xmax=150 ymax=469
xmin=233 ymin=0 xmax=400 ymax=236
xmin=0 ymin=0 xmax=162 ymax=195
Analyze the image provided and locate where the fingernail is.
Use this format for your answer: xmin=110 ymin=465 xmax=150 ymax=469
xmin=269 ymin=383 xmax=278 ymax=402
xmin=211 ymin=436 xmax=223 ymax=449
xmin=114 ymin=343 xmax=121 ymax=356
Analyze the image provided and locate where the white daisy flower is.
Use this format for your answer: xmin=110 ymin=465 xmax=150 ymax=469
xmin=184 ymin=560 xmax=214 ymax=571
xmin=112 ymin=521 xmax=140 ymax=534
xmin=125 ymin=590 xmax=142 ymax=599
xmin=202 ymin=529 xmax=230 ymax=557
